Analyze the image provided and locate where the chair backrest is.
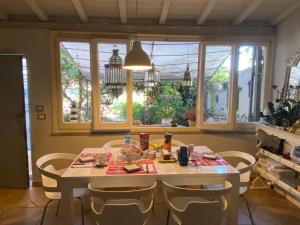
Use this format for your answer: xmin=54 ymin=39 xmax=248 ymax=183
xmin=162 ymin=180 xmax=232 ymax=225
xmin=36 ymin=153 xmax=76 ymax=193
xmin=150 ymin=139 xmax=185 ymax=147
xmin=217 ymin=151 xmax=256 ymax=190
xmin=88 ymin=181 xmax=157 ymax=225
xmin=102 ymin=139 xmax=140 ymax=151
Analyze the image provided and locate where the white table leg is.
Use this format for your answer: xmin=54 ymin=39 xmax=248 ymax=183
xmin=60 ymin=181 xmax=74 ymax=225
xmin=226 ymin=174 xmax=239 ymax=225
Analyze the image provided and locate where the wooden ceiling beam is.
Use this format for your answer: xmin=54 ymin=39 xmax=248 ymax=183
xmin=118 ymin=0 xmax=127 ymax=24
xmin=270 ymin=1 xmax=300 ymax=26
xmin=71 ymin=0 xmax=88 ymax=23
xmin=25 ymin=0 xmax=48 ymax=21
xmin=196 ymin=0 xmax=217 ymax=25
xmin=159 ymin=0 xmax=171 ymax=25
xmin=0 ymin=11 xmax=7 ymax=20
xmin=233 ymin=0 xmax=262 ymax=26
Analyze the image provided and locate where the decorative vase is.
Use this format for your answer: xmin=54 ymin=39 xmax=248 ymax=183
xmin=188 ymin=120 xmax=196 ymax=127
xmin=161 ymin=118 xmax=172 ymax=127
xmin=213 ymin=83 xmax=223 ymax=91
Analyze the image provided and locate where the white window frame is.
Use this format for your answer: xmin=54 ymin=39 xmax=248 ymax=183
xmin=50 ymin=32 xmax=274 ymax=133
xmin=52 ymin=37 xmax=92 ymax=132
xmin=91 ymin=39 xmax=132 ymax=131
xmin=198 ymin=42 xmax=237 ymax=130
xmin=235 ymin=41 xmax=273 ymax=130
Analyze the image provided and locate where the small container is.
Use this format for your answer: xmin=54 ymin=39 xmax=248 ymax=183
xmin=140 ymin=132 xmax=149 ymax=151
xmin=188 ymin=144 xmax=194 ymax=157
xmin=164 ymin=133 xmax=172 ymax=152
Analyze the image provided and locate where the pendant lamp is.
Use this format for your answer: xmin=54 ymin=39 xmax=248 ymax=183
xmin=123 ymin=41 xmax=152 ymax=71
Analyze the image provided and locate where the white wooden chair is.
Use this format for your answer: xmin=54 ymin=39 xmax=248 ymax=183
xmin=150 ymin=139 xmax=185 ymax=147
xmin=217 ymin=151 xmax=256 ymax=225
xmin=162 ymin=180 xmax=232 ymax=225
xmin=88 ymin=180 xmax=157 ymax=225
xmin=102 ymin=139 xmax=139 ymax=150
xmin=36 ymin=153 xmax=87 ymax=225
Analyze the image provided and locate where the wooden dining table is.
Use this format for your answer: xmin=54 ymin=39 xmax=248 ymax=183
xmin=60 ymin=147 xmax=240 ymax=225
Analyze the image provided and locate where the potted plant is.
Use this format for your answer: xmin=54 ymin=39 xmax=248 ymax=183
xmin=159 ymin=95 xmax=175 ymax=127
xmin=186 ymin=107 xmax=196 ymax=127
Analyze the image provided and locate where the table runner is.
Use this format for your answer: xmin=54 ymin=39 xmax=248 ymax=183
xmin=107 ymin=159 xmax=157 ymax=175
xmin=190 ymin=155 xmax=228 ymax=166
xmin=71 ymin=152 xmax=112 ymax=168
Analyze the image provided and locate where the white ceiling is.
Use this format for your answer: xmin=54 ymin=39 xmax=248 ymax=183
xmin=0 ymin=0 xmax=299 ymax=26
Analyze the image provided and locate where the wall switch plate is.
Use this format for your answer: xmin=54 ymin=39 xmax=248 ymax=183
xmin=37 ymin=114 xmax=46 ymax=120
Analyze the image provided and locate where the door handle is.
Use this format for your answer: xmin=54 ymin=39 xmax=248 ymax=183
xmin=14 ymin=112 xmax=24 ymax=122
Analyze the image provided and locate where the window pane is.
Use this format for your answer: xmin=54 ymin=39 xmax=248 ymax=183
xmin=236 ymin=46 xmax=266 ymax=122
xmin=132 ymin=41 xmax=199 ymax=127
xmin=59 ymin=42 xmax=91 ymax=123
xmin=98 ymin=43 xmax=127 ymax=123
xmin=203 ymin=45 xmax=232 ymax=124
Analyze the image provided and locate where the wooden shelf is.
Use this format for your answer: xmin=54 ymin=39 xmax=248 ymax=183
xmin=255 ymin=166 xmax=300 ymax=202
xmin=256 ymin=123 xmax=300 ymax=145
xmin=259 ymin=149 xmax=300 ymax=172
xmin=254 ymin=125 xmax=300 ymax=208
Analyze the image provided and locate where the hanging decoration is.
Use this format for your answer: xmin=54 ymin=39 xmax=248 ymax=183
xmin=182 ymin=43 xmax=193 ymax=88
xmin=104 ymin=45 xmax=126 ymax=99
xmin=145 ymin=63 xmax=160 ymax=88
xmin=182 ymin=64 xmax=193 ymax=88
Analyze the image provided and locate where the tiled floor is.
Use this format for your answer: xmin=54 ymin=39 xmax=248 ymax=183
xmin=0 ymin=186 xmax=299 ymax=225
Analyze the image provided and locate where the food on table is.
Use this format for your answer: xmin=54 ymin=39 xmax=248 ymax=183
xmin=164 ymin=133 xmax=172 ymax=152
xmin=147 ymin=150 xmax=156 ymax=160
xmin=162 ymin=149 xmax=171 ymax=160
xmin=123 ymin=163 xmax=142 ymax=173
xmin=149 ymin=143 xmax=164 ymax=151
xmin=120 ymin=143 xmax=141 ymax=155
xmin=203 ymin=153 xmax=217 ymax=160
xmin=79 ymin=156 xmax=95 ymax=163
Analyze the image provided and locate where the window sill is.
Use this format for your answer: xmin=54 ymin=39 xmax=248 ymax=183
xmin=51 ymin=124 xmax=256 ymax=136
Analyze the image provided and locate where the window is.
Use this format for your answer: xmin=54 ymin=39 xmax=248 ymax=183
xmin=54 ymin=35 xmax=271 ymax=132
xmin=236 ymin=45 xmax=267 ymax=123
xmin=199 ymin=43 xmax=236 ymax=129
xmin=97 ymin=43 xmax=128 ymax=123
xmin=131 ymin=41 xmax=199 ymax=128
xmin=58 ymin=41 xmax=92 ymax=128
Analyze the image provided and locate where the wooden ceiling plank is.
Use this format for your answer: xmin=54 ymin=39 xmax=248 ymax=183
xmin=196 ymin=0 xmax=217 ymax=25
xmin=159 ymin=0 xmax=171 ymax=25
xmin=233 ymin=0 xmax=262 ymax=26
xmin=118 ymin=0 xmax=127 ymax=24
xmin=0 ymin=11 xmax=7 ymax=20
xmin=71 ymin=0 xmax=88 ymax=23
xmin=270 ymin=1 xmax=300 ymax=26
xmin=25 ymin=0 xmax=48 ymax=21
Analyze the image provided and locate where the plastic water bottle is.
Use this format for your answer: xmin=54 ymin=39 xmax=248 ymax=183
xmin=124 ymin=133 xmax=131 ymax=144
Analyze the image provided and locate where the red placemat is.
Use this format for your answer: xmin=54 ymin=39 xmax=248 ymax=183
xmin=71 ymin=152 xmax=112 ymax=168
xmin=190 ymin=156 xmax=228 ymax=166
xmin=107 ymin=159 xmax=157 ymax=175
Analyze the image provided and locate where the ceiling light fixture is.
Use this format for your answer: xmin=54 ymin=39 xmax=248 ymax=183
xmin=123 ymin=40 xmax=152 ymax=71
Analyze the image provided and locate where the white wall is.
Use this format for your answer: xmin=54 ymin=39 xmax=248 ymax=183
xmin=274 ymin=11 xmax=300 ymax=89
xmin=0 ymin=28 xmax=256 ymax=182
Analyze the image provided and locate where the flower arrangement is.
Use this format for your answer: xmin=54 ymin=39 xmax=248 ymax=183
xmin=263 ymin=99 xmax=300 ymax=129
xmin=159 ymin=95 xmax=175 ymax=119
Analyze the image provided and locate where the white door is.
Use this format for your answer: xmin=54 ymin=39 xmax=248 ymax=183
xmin=0 ymin=55 xmax=29 ymax=188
